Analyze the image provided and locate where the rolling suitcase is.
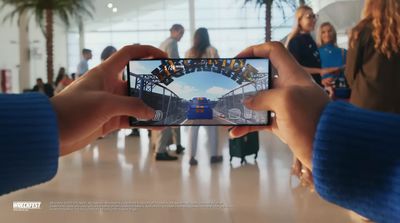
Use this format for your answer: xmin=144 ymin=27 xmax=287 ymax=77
xmin=229 ymin=131 xmax=259 ymax=164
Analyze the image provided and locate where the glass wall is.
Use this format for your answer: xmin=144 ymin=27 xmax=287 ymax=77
xmin=67 ymin=0 xmax=295 ymax=73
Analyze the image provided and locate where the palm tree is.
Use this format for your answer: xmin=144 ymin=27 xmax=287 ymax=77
xmin=245 ymin=0 xmax=297 ymax=42
xmin=1 ymin=0 xmax=93 ymax=85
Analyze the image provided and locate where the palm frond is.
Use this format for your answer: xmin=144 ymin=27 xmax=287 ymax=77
xmin=0 ymin=0 xmax=94 ymax=27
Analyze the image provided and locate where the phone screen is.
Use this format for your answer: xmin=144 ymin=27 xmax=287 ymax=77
xmin=127 ymin=58 xmax=271 ymax=126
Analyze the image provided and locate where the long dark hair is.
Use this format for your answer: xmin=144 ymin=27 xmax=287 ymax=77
xmin=190 ymin=28 xmax=211 ymax=58
xmin=55 ymin=67 xmax=66 ymax=86
xmin=101 ymin=46 xmax=117 ymax=61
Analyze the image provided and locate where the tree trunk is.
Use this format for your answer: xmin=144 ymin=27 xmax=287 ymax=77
xmin=45 ymin=9 xmax=54 ymax=85
xmin=265 ymin=1 xmax=272 ymax=42
xmin=299 ymin=0 xmax=306 ymax=5
xmin=18 ymin=10 xmax=31 ymax=91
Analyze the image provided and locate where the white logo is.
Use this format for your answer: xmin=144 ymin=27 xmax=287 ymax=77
xmin=13 ymin=201 xmax=41 ymax=211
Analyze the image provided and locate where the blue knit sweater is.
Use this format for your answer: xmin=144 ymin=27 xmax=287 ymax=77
xmin=313 ymin=102 xmax=400 ymax=223
xmin=0 ymin=93 xmax=59 ymax=195
xmin=0 ymin=94 xmax=399 ymax=223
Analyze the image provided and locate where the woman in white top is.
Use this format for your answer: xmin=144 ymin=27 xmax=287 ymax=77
xmin=185 ymin=28 xmax=219 ymax=58
xmin=185 ymin=27 xmax=222 ymax=165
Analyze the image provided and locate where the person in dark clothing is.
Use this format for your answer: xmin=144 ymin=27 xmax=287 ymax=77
xmin=32 ymin=78 xmax=54 ymax=98
xmin=286 ymin=5 xmax=340 ymax=87
xmin=345 ymin=0 xmax=400 ymax=114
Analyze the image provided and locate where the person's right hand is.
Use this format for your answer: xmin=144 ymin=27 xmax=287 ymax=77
xmin=321 ymin=67 xmax=341 ymax=76
xmin=230 ymin=42 xmax=330 ymax=170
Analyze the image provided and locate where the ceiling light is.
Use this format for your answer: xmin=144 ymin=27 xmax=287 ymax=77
xmin=107 ymin=3 xmax=113 ymax=8
xmin=112 ymin=7 xmax=118 ymax=13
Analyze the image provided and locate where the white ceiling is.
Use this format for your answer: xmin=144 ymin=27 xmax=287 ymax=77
xmin=73 ymin=0 xmax=184 ymax=31
xmin=316 ymin=0 xmax=364 ymax=47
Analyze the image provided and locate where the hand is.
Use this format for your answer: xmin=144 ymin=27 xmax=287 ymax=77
xmin=325 ymin=86 xmax=335 ymax=98
xmin=51 ymin=45 xmax=167 ymax=156
xmin=321 ymin=67 xmax=340 ymax=76
xmin=230 ymin=42 xmax=330 ymax=169
xmin=321 ymin=77 xmax=335 ymax=87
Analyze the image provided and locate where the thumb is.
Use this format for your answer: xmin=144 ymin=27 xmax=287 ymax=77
xmin=107 ymin=95 xmax=155 ymax=120
xmin=243 ymin=89 xmax=282 ymax=112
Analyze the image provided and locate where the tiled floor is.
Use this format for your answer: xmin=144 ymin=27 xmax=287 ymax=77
xmin=0 ymin=128 xmax=366 ymax=222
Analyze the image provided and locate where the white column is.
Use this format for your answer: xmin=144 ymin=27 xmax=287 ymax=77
xmin=189 ymin=0 xmax=196 ymax=39
xmin=79 ymin=19 xmax=85 ymax=55
xmin=18 ymin=10 xmax=30 ymax=92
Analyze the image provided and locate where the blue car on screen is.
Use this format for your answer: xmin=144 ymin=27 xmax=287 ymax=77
xmin=187 ymin=97 xmax=213 ymax=120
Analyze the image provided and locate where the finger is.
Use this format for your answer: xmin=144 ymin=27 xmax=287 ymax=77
xmin=60 ymin=129 xmax=102 ymax=156
xmin=117 ymin=117 xmax=165 ymax=131
xmin=242 ymin=89 xmax=282 ymax=111
xmin=100 ymin=45 xmax=167 ymax=76
xmin=229 ymin=126 xmax=270 ymax=138
xmin=106 ymin=95 xmax=155 ymax=120
xmin=236 ymin=42 xmax=310 ymax=85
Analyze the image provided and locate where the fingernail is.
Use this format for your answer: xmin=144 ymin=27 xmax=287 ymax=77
xmin=147 ymin=107 xmax=156 ymax=119
xmin=229 ymin=130 xmax=236 ymax=139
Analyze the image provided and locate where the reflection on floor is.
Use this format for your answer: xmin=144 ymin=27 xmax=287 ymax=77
xmin=0 ymin=128 xmax=367 ymax=223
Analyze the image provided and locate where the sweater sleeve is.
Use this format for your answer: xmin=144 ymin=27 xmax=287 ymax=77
xmin=0 ymin=93 xmax=59 ymax=195
xmin=313 ymin=101 xmax=400 ymax=223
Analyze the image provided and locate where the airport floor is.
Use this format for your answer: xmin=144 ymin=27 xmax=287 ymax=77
xmin=0 ymin=128 xmax=368 ymax=223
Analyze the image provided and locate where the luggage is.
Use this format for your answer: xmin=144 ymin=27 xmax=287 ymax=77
xmin=229 ymin=131 xmax=259 ymax=164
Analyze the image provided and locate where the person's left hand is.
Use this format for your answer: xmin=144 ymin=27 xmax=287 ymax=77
xmin=50 ymin=45 xmax=167 ymax=156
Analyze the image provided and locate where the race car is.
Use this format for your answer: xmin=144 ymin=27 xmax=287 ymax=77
xmin=187 ymin=97 xmax=213 ymax=120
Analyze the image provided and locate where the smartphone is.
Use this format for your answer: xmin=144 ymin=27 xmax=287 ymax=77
xmin=127 ymin=58 xmax=271 ymax=126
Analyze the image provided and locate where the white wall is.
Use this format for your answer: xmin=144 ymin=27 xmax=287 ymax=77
xmin=0 ymin=6 xmax=68 ymax=93
xmin=311 ymin=0 xmax=364 ymax=11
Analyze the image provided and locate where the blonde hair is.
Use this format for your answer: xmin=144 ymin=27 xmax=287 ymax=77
xmin=285 ymin=5 xmax=314 ymax=47
xmin=317 ymin=22 xmax=337 ymax=47
xmin=350 ymin=0 xmax=400 ymax=58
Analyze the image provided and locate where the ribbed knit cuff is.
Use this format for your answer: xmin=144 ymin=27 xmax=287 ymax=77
xmin=0 ymin=93 xmax=59 ymax=195
xmin=313 ymin=101 xmax=400 ymax=223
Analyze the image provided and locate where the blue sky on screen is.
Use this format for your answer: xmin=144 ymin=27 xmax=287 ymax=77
xmin=129 ymin=59 xmax=268 ymax=100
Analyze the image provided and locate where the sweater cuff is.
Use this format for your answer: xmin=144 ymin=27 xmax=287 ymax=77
xmin=312 ymin=101 xmax=400 ymax=223
xmin=0 ymin=93 xmax=59 ymax=195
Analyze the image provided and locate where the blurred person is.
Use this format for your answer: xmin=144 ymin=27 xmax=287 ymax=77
xmin=346 ymin=0 xmax=400 ymax=114
xmin=100 ymin=46 xmax=117 ymax=61
xmin=54 ymin=68 xmax=73 ymax=95
xmin=317 ymin=22 xmax=350 ymax=99
xmin=185 ymin=27 xmax=219 ymax=59
xmin=286 ymin=5 xmax=341 ymax=87
xmin=185 ymin=27 xmax=222 ymax=166
xmin=32 ymin=78 xmax=54 ymax=98
xmin=159 ymin=24 xmax=185 ymax=58
xmin=77 ymin=48 xmax=92 ymax=77
xmin=54 ymin=67 xmax=67 ymax=87
xmin=155 ymin=25 xmax=186 ymax=160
